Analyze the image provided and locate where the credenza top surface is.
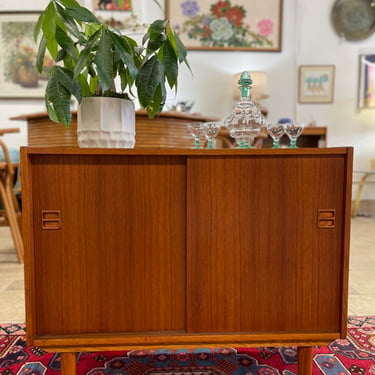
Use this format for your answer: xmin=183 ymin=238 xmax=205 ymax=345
xmin=21 ymin=146 xmax=352 ymax=157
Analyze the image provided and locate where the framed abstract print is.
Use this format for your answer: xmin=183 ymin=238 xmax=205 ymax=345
xmin=357 ymin=54 xmax=375 ymax=110
xmin=93 ymin=0 xmax=132 ymax=11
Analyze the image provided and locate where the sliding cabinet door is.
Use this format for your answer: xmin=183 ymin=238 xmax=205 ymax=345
xmin=187 ymin=155 xmax=348 ymax=333
xmin=29 ymin=154 xmax=186 ymax=335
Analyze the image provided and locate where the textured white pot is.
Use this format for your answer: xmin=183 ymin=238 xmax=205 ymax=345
xmin=77 ymin=97 xmax=136 ymax=148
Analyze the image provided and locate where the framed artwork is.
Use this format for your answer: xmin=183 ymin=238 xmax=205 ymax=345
xmin=357 ymin=54 xmax=375 ymax=110
xmin=0 ymin=13 xmax=53 ymax=99
xmin=298 ymin=65 xmax=335 ymax=104
xmin=94 ymin=0 xmax=132 ymax=11
xmin=166 ymin=0 xmax=283 ymax=51
xmin=0 ymin=0 xmax=44 ymax=11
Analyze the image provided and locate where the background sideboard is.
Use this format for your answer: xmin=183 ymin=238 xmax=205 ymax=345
xmin=11 ymin=112 xmax=327 ymax=148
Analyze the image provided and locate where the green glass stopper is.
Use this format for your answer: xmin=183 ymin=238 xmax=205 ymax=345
xmin=238 ymin=71 xmax=253 ymax=99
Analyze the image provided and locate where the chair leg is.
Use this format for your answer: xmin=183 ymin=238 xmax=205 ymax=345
xmin=0 ymin=182 xmax=23 ymax=263
xmin=352 ymin=173 xmax=371 ymax=218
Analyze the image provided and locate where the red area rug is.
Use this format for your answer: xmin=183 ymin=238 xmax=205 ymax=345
xmin=0 ymin=316 xmax=374 ymax=375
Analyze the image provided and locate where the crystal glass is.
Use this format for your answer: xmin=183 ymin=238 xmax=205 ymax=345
xmin=187 ymin=122 xmax=204 ymax=149
xmin=202 ymin=122 xmax=221 ymax=149
xmin=266 ymin=122 xmax=286 ymax=149
xmin=285 ymin=122 xmax=304 ymax=148
xmin=224 ymin=72 xmax=265 ymax=149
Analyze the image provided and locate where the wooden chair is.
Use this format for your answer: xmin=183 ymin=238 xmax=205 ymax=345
xmin=352 ymin=158 xmax=375 ymax=218
xmin=0 ymin=128 xmax=23 ymax=263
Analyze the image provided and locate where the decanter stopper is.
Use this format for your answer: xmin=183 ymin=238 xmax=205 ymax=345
xmin=238 ymin=71 xmax=253 ymax=99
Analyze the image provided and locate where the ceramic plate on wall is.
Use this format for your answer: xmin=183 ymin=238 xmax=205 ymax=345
xmin=331 ymin=0 xmax=375 ymax=41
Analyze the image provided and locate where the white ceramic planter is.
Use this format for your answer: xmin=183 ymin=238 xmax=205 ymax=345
xmin=77 ymin=97 xmax=136 ymax=148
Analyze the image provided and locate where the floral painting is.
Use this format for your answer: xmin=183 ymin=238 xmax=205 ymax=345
xmin=0 ymin=13 xmax=54 ymax=98
xmin=94 ymin=0 xmax=131 ymax=11
xmin=166 ymin=0 xmax=282 ymax=51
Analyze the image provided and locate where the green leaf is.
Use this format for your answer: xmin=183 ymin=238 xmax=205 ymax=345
xmin=148 ymin=19 xmax=168 ymax=39
xmin=42 ymin=3 xmax=57 ymax=42
xmin=55 ymin=3 xmax=83 ymax=41
xmin=55 ymin=25 xmax=77 ymax=60
xmin=56 ymin=48 xmax=67 ymax=63
xmin=33 ymin=13 xmax=43 ymax=42
xmin=89 ymin=75 xmax=99 ymax=93
xmin=59 ymin=0 xmax=81 ymax=7
xmin=45 ymin=97 xmax=60 ymax=124
xmin=77 ymin=73 xmax=93 ymax=97
xmin=161 ymin=40 xmax=178 ymax=88
xmin=64 ymin=6 xmax=99 ymax=23
xmin=36 ymin=36 xmax=47 ymax=73
xmin=94 ymin=28 xmax=113 ymax=92
xmin=73 ymin=29 xmax=100 ymax=78
xmin=46 ymin=38 xmax=59 ymax=59
xmin=110 ymin=32 xmax=138 ymax=78
xmin=175 ymin=31 xmax=191 ymax=71
xmin=145 ymin=82 xmax=166 ymax=118
xmin=45 ymin=65 xmax=82 ymax=126
xmin=45 ymin=77 xmax=72 ymax=127
xmin=136 ymin=55 xmax=162 ymax=108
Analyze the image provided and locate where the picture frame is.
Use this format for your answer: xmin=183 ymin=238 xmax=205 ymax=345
xmin=166 ymin=0 xmax=283 ymax=51
xmin=0 ymin=13 xmax=52 ymax=99
xmin=93 ymin=0 xmax=132 ymax=11
xmin=0 ymin=0 xmax=44 ymax=11
xmin=298 ymin=65 xmax=335 ymax=104
xmin=357 ymin=54 xmax=375 ymax=110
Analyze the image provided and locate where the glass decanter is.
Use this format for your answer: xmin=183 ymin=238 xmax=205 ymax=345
xmin=224 ymin=71 xmax=265 ymax=148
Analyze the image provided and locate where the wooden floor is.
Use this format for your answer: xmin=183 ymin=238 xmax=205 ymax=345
xmin=0 ymin=216 xmax=374 ymax=323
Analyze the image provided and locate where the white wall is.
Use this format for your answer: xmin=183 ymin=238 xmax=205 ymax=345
xmin=1 ymin=0 xmax=375 ymax=197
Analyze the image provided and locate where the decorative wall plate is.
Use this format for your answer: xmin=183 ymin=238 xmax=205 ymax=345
xmin=331 ymin=0 xmax=375 ymax=41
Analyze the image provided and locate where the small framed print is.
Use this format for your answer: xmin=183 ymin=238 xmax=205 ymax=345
xmin=298 ymin=65 xmax=335 ymax=104
xmin=93 ymin=0 xmax=132 ymax=11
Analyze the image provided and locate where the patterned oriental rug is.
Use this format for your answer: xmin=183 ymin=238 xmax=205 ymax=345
xmin=0 ymin=316 xmax=374 ymax=375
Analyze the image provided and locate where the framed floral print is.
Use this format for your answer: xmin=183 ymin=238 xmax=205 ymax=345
xmin=166 ymin=0 xmax=283 ymax=51
xmin=0 ymin=13 xmax=54 ymax=98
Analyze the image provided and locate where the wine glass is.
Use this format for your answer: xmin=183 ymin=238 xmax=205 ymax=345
xmin=285 ymin=122 xmax=304 ymax=148
xmin=202 ymin=122 xmax=221 ymax=149
xmin=187 ymin=122 xmax=204 ymax=149
xmin=266 ymin=122 xmax=286 ymax=148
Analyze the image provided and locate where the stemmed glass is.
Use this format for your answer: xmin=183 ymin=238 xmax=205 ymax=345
xmin=285 ymin=122 xmax=304 ymax=148
xmin=187 ymin=122 xmax=204 ymax=149
xmin=202 ymin=122 xmax=221 ymax=149
xmin=266 ymin=122 xmax=286 ymax=148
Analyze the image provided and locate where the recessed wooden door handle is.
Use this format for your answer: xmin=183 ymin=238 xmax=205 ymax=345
xmin=317 ymin=209 xmax=335 ymax=228
xmin=41 ymin=210 xmax=61 ymax=230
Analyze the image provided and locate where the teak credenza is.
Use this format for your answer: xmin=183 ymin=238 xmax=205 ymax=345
xmin=21 ymin=147 xmax=353 ymax=375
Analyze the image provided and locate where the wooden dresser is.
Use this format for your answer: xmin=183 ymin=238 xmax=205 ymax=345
xmin=21 ymin=147 xmax=353 ymax=375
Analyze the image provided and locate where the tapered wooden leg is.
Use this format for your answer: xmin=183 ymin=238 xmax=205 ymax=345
xmin=0 ymin=183 xmax=23 ymax=263
xmin=61 ymin=352 xmax=77 ymax=375
xmin=297 ymin=346 xmax=313 ymax=375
